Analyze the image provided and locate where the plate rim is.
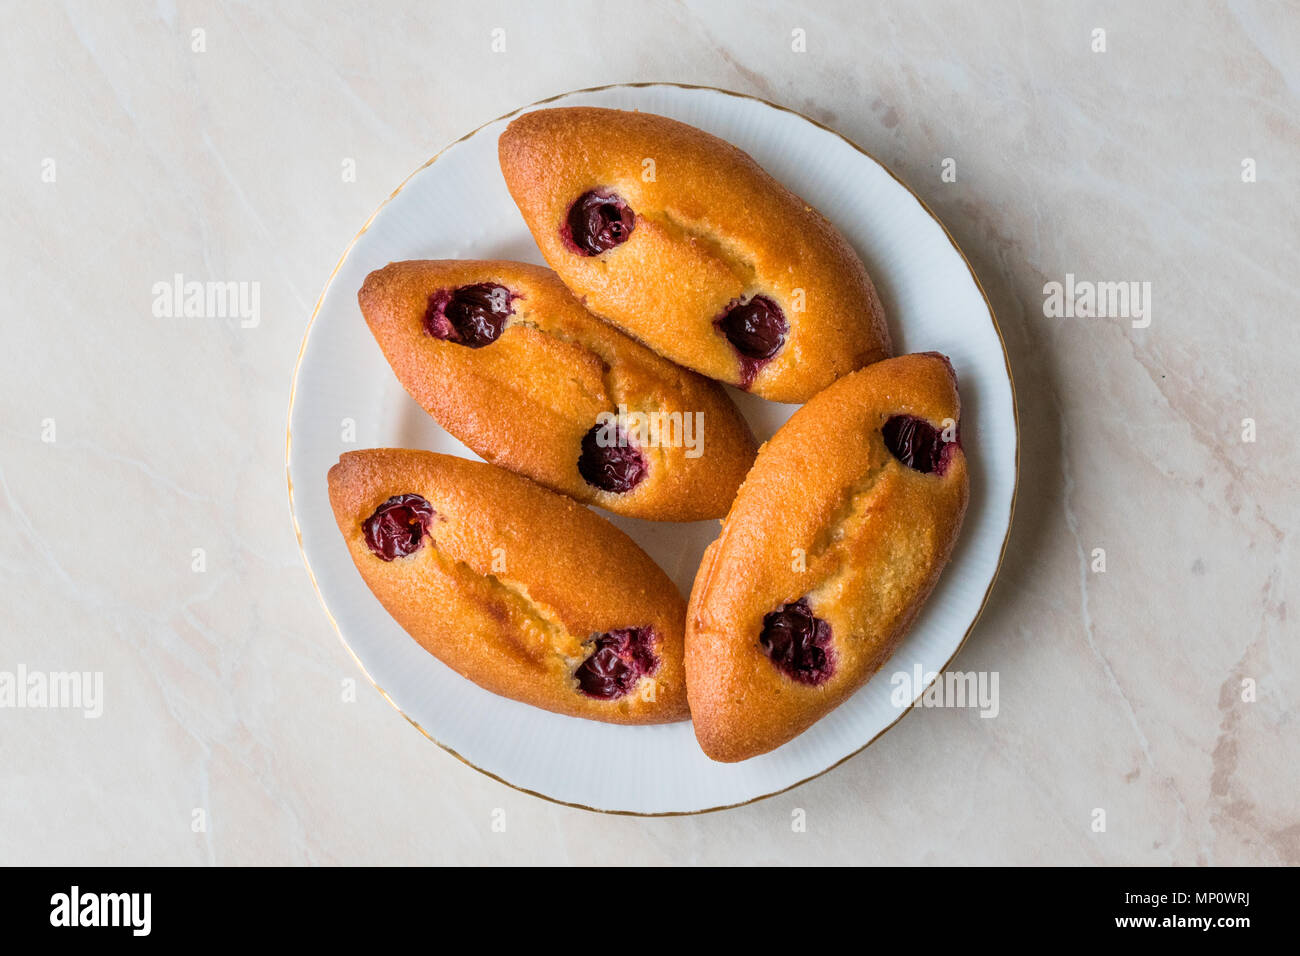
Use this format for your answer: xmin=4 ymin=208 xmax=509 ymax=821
xmin=285 ymin=81 xmax=1021 ymax=816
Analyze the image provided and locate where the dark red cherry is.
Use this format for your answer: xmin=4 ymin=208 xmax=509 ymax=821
xmin=575 ymin=627 xmax=658 ymax=700
xmin=759 ymin=598 xmax=834 ymax=685
xmin=424 ymin=283 xmax=513 ymax=348
xmin=577 ymin=423 xmax=647 ymax=494
xmin=716 ymin=296 xmax=788 ymax=388
xmin=564 ymin=190 xmax=635 ymax=255
xmin=718 ymin=296 xmax=787 ymax=359
xmin=882 ymin=414 xmax=957 ymax=475
xmin=362 ymin=494 xmax=435 ymax=561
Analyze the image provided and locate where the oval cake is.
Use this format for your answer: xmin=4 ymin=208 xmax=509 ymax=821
xmin=359 ymin=259 xmax=758 ymax=521
xmin=685 ymin=353 xmax=969 ymax=760
xmin=497 ymin=106 xmax=892 ymax=403
xmin=328 ymin=449 xmax=690 ymax=724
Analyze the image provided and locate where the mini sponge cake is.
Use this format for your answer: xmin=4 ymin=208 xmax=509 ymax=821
xmin=328 ymin=449 xmax=690 ymax=724
xmin=685 ymin=353 xmax=969 ymax=761
xmin=498 ymin=107 xmax=892 ymax=403
xmin=359 ymin=259 xmax=757 ymax=522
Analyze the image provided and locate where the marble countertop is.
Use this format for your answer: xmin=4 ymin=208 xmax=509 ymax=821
xmin=2 ymin=0 xmax=1295 ymax=864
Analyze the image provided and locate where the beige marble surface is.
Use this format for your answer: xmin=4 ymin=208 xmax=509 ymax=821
xmin=2 ymin=0 xmax=1296 ymax=864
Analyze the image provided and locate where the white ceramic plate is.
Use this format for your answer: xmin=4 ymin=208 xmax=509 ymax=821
xmin=287 ymin=83 xmax=1017 ymax=814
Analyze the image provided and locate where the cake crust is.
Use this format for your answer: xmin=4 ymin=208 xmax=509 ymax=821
xmin=498 ymin=107 xmax=892 ymax=403
xmin=685 ymin=353 xmax=969 ymax=760
xmin=328 ymin=449 xmax=690 ymax=724
xmin=359 ymin=259 xmax=757 ymax=521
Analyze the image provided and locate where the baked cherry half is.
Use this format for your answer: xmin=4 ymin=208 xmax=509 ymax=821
xmin=716 ymin=296 xmax=788 ymax=389
xmin=882 ymin=414 xmax=957 ymax=475
xmin=362 ymin=494 xmax=435 ymax=561
xmin=577 ymin=423 xmax=647 ymax=494
xmin=575 ymin=627 xmax=658 ymax=700
xmin=424 ymin=283 xmax=514 ymax=348
xmin=760 ymin=598 xmax=834 ymax=685
xmin=564 ymin=190 xmax=635 ymax=255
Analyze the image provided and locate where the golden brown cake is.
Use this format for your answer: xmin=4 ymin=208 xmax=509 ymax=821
xmin=359 ymin=259 xmax=757 ymax=521
xmin=497 ymin=107 xmax=891 ymax=403
xmin=685 ymin=353 xmax=969 ymax=760
xmin=328 ymin=449 xmax=689 ymax=724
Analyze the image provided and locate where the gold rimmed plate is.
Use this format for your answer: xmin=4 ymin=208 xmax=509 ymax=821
xmin=286 ymin=83 xmax=1018 ymax=814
